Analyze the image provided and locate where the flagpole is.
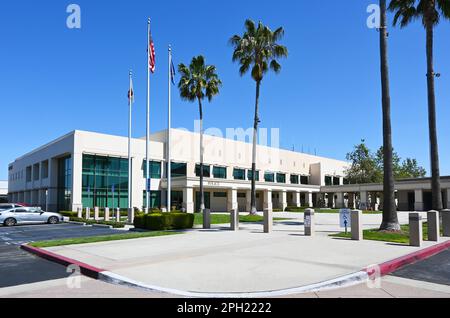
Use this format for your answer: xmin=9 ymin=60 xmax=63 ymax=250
xmin=167 ymin=45 xmax=172 ymax=212
xmin=128 ymin=70 xmax=133 ymax=220
xmin=145 ymin=18 xmax=151 ymax=214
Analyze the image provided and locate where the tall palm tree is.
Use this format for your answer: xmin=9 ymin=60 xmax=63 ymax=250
xmin=389 ymin=0 xmax=449 ymax=211
xmin=379 ymin=0 xmax=400 ymax=231
xmin=177 ymin=56 xmax=222 ymax=221
xmin=230 ymin=20 xmax=288 ymax=214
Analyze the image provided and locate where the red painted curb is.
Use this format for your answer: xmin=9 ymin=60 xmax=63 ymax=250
xmin=21 ymin=244 xmax=105 ymax=280
xmin=365 ymin=240 xmax=450 ymax=276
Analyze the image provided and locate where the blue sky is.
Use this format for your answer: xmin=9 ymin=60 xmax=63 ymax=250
xmin=0 ymin=0 xmax=449 ymax=180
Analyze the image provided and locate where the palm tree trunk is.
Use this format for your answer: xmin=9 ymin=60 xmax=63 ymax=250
xmin=198 ymin=98 xmax=205 ymax=214
xmin=425 ymin=18 xmax=443 ymax=211
xmin=250 ymin=80 xmax=261 ymax=215
xmin=379 ymin=0 xmax=400 ymax=231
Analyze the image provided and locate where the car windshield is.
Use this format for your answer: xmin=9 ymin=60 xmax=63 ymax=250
xmin=0 ymin=205 xmax=13 ymax=211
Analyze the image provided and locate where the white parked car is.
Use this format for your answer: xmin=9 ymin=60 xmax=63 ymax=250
xmin=0 ymin=207 xmax=64 ymax=227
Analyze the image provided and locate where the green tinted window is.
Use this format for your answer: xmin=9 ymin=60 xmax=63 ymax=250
xmin=247 ymin=170 xmax=260 ymax=182
xmin=195 ymin=164 xmax=211 ymax=178
xmin=264 ymin=172 xmax=275 ymax=183
xmin=277 ymin=173 xmax=286 ymax=184
xmin=213 ymin=166 xmax=227 ymax=179
xmin=233 ymin=168 xmax=245 ymax=180
xmin=142 ymin=160 xmax=162 ymax=179
xmin=290 ymin=175 xmax=299 ymax=184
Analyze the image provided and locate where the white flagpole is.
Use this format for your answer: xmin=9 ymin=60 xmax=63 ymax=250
xmin=145 ymin=18 xmax=151 ymax=213
xmin=167 ymin=45 xmax=172 ymax=212
xmin=128 ymin=70 xmax=133 ymax=219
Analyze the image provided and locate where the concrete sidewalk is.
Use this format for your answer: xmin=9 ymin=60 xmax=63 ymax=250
xmin=41 ymin=212 xmax=448 ymax=294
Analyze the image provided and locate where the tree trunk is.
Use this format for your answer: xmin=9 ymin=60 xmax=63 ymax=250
xmin=250 ymin=80 xmax=261 ymax=215
xmin=198 ymin=98 xmax=205 ymax=214
xmin=379 ymin=0 xmax=400 ymax=231
xmin=425 ymin=17 xmax=443 ymax=211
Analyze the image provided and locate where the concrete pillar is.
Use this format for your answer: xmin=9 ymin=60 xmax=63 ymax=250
xmin=442 ymin=209 xmax=450 ymax=237
xmin=304 ymin=208 xmax=315 ymax=237
xmin=115 ymin=208 xmax=121 ymax=222
xmin=128 ymin=208 xmax=134 ymax=223
xmin=94 ymin=207 xmax=100 ymax=221
xmin=227 ymin=188 xmax=238 ymax=212
xmin=293 ymin=191 xmax=301 ymax=208
xmin=264 ymin=208 xmax=273 ymax=233
xmin=351 ymin=210 xmax=363 ymax=241
xmin=359 ymin=191 xmax=368 ymax=210
xmin=77 ymin=207 xmax=82 ymax=218
xmin=409 ymin=213 xmax=423 ymax=247
xmin=335 ymin=192 xmax=345 ymax=209
xmin=104 ymin=207 xmax=110 ymax=222
xmin=427 ymin=211 xmax=439 ymax=242
xmin=327 ymin=193 xmax=334 ymax=208
xmin=414 ymin=189 xmax=424 ymax=211
xmin=203 ymin=209 xmax=211 ymax=229
xmin=85 ymin=207 xmax=90 ymax=220
xmin=183 ymin=187 xmax=194 ymax=214
xmin=307 ymin=192 xmax=313 ymax=208
xmin=263 ymin=190 xmax=273 ymax=211
xmin=348 ymin=193 xmax=356 ymax=209
xmin=280 ymin=190 xmax=287 ymax=211
xmin=230 ymin=208 xmax=239 ymax=231
xmin=245 ymin=190 xmax=251 ymax=212
xmin=71 ymin=152 xmax=83 ymax=212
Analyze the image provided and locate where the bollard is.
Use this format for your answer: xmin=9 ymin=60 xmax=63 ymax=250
xmin=230 ymin=209 xmax=239 ymax=231
xmin=351 ymin=210 xmax=363 ymax=241
xmin=427 ymin=211 xmax=439 ymax=242
xmin=115 ymin=208 xmax=121 ymax=222
xmin=77 ymin=207 xmax=82 ymax=218
xmin=442 ymin=209 xmax=450 ymax=237
xmin=203 ymin=209 xmax=211 ymax=229
xmin=128 ymin=208 xmax=134 ymax=224
xmin=264 ymin=208 xmax=273 ymax=233
xmin=304 ymin=208 xmax=315 ymax=236
xmin=94 ymin=207 xmax=100 ymax=221
xmin=85 ymin=207 xmax=91 ymax=220
xmin=409 ymin=213 xmax=423 ymax=247
xmin=104 ymin=208 xmax=110 ymax=222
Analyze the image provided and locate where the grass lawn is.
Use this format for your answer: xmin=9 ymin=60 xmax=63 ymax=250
xmin=29 ymin=231 xmax=183 ymax=248
xmin=193 ymin=213 xmax=288 ymax=225
xmin=330 ymin=223 xmax=439 ymax=244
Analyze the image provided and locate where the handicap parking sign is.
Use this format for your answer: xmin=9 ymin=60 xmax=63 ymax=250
xmin=339 ymin=209 xmax=351 ymax=228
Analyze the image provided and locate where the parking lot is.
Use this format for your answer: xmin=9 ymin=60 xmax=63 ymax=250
xmin=0 ymin=223 xmax=122 ymax=288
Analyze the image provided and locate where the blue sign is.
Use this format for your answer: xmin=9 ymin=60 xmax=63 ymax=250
xmin=87 ymin=185 xmax=91 ymax=193
xmin=112 ymin=184 xmax=115 ymax=193
xmin=147 ymin=178 xmax=151 ymax=192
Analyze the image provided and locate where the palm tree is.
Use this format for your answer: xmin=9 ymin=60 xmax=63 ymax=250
xmin=230 ymin=20 xmax=288 ymax=214
xmin=177 ymin=56 xmax=222 ymax=221
xmin=389 ymin=0 xmax=449 ymax=211
xmin=379 ymin=0 xmax=400 ymax=231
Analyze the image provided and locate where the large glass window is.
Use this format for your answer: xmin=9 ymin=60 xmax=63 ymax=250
xmin=325 ymin=176 xmax=332 ymax=186
xmin=57 ymin=156 xmax=72 ymax=211
xmin=264 ymin=172 xmax=275 ymax=183
xmin=195 ymin=164 xmax=211 ymax=178
xmin=333 ymin=177 xmax=341 ymax=186
xmin=277 ymin=173 xmax=286 ymax=184
xmin=301 ymin=176 xmax=310 ymax=185
xmin=142 ymin=190 xmax=161 ymax=209
xmin=171 ymin=162 xmax=187 ymax=177
xmin=142 ymin=160 xmax=162 ymax=179
xmin=82 ymin=154 xmax=129 ymax=209
xmin=213 ymin=166 xmax=227 ymax=179
xmin=247 ymin=170 xmax=260 ymax=182
xmin=233 ymin=168 xmax=246 ymax=180
xmin=290 ymin=175 xmax=299 ymax=184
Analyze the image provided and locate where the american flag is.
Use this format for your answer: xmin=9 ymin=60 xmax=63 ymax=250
xmin=149 ymin=30 xmax=156 ymax=73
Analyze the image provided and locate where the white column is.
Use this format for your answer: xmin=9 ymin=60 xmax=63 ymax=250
xmin=414 ymin=189 xmax=424 ymax=211
xmin=336 ymin=192 xmax=345 ymax=209
xmin=227 ymin=188 xmax=238 ymax=211
xmin=183 ymin=187 xmax=194 ymax=213
xmin=280 ymin=190 xmax=287 ymax=211
xmin=71 ymin=152 xmax=83 ymax=212
xmin=307 ymin=192 xmax=313 ymax=208
xmin=263 ymin=189 xmax=273 ymax=211
xmin=293 ymin=191 xmax=301 ymax=208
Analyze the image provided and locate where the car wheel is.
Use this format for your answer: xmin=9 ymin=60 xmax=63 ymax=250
xmin=48 ymin=216 xmax=59 ymax=225
xmin=4 ymin=218 xmax=17 ymax=227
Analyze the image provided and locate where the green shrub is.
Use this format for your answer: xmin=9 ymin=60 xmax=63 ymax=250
xmin=60 ymin=211 xmax=78 ymax=217
xmin=134 ymin=212 xmax=194 ymax=231
xmin=69 ymin=217 xmax=126 ymax=228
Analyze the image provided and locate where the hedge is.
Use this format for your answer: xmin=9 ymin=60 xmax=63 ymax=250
xmin=69 ymin=217 xmax=126 ymax=228
xmin=60 ymin=210 xmax=129 ymax=218
xmin=134 ymin=213 xmax=194 ymax=231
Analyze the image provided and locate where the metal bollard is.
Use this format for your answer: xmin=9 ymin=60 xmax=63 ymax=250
xmin=115 ymin=208 xmax=121 ymax=222
xmin=203 ymin=209 xmax=211 ymax=229
xmin=264 ymin=208 xmax=273 ymax=233
xmin=427 ymin=211 xmax=439 ymax=242
xmin=230 ymin=209 xmax=239 ymax=231
xmin=351 ymin=210 xmax=363 ymax=241
xmin=85 ymin=207 xmax=91 ymax=220
xmin=104 ymin=208 xmax=110 ymax=222
xmin=442 ymin=209 xmax=450 ymax=237
xmin=409 ymin=213 xmax=423 ymax=247
xmin=77 ymin=207 xmax=82 ymax=218
xmin=304 ymin=208 xmax=315 ymax=236
xmin=94 ymin=207 xmax=100 ymax=221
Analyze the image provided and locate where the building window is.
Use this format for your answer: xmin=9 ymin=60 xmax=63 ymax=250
xmin=213 ymin=166 xmax=227 ymax=179
xmin=247 ymin=170 xmax=260 ymax=182
xmin=333 ymin=177 xmax=340 ymax=186
xmin=213 ymin=192 xmax=227 ymax=198
xmin=33 ymin=164 xmax=40 ymax=181
xmin=143 ymin=190 xmax=161 ymax=209
xmin=290 ymin=175 xmax=299 ymax=184
xmin=57 ymin=156 xmax=72 ymax=211
xmin=277 ymin=173 xmax=286 ymax=184
xmin=171 ymin=162 xmax=187 ymax=177
xmin=41 ymin=160 xmax=49 ymax=179
xmin=325 ymin=176 xmax=332 ymax=186
xmin=301 ymin=176 xmax=310 ymax=185
xmin=26 ymin=166 xmax=32 ymax=182
xmin=233 ymin=168 xmax=246 ymax=180
xmin=195 ymin=164 xmax=211 ymax=178
xmin=343 ymin=178 xmax=350 ymax=185
xmin=237 ymin=193 xmax=246 ymax=198
xmin=82 ymin=155 xmax=129 ymax=209
xmin=142 ymin=160 xmax=162 ymax=179
xmin=264 ymin=172 xmax=275 ymax=183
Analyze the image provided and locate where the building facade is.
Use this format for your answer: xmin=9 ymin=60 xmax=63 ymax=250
xmin=7 ymin=130 xmax=349 ymax=212
xmin=0 ymin=181 xmax=7 ymax=203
